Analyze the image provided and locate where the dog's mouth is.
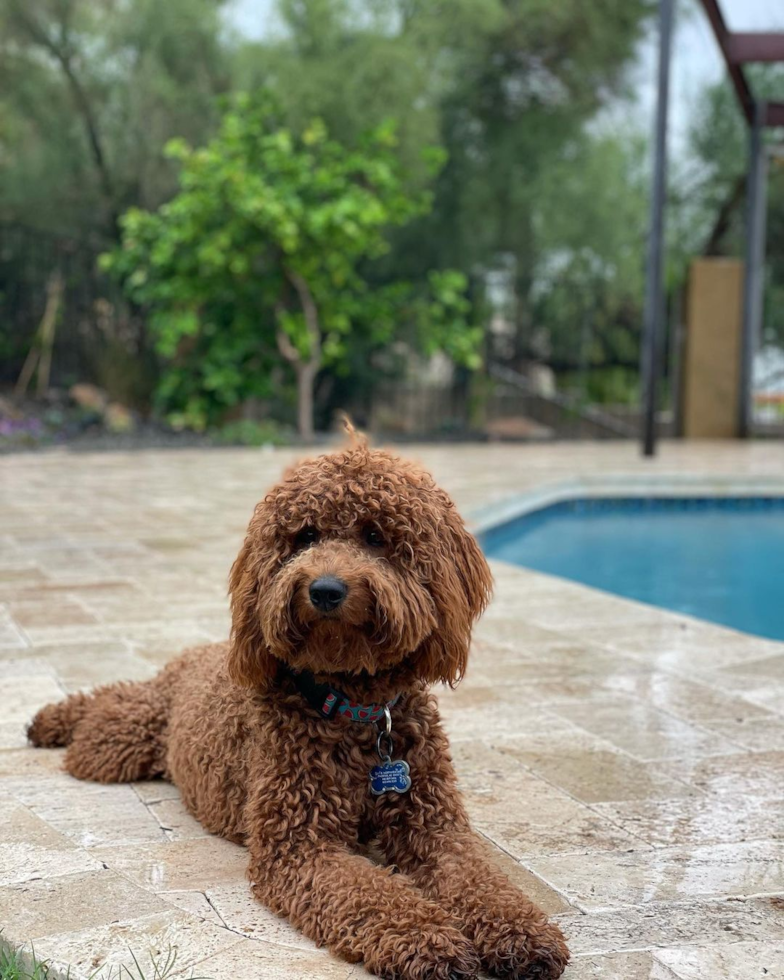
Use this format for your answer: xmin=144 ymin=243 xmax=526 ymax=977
xmin=264 ymin=590 xmax=428 ymax=677
xmin=258 ymin=547 xmax=438 ymax=677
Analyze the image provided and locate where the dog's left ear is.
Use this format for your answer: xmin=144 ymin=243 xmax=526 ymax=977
xmin=416 ymin=505 xmax=493 ymax=687
xmin=227 ymin=528 xmax=279 ymax=689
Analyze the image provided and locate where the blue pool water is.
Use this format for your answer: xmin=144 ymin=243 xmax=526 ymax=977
xmin=480 ymin=497 xmax=784 ymax=641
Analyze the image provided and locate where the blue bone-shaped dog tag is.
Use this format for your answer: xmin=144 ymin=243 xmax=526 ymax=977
xmin=369 ymin=759 xmax=411 ymax=795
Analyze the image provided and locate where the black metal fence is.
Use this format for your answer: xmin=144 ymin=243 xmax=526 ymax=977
xmin=1 ymin=221 xmax=641 ymax=440
xmin=0 ymin=222 xmax=151 ymax=403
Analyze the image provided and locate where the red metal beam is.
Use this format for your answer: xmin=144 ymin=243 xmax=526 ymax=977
xmin=765 ymin=103 xmax=784 ymax=128
xmin=696 ymin=0 xmax=755 ymax=124
xmin=727 ymin=33 xmax=784 ymax=64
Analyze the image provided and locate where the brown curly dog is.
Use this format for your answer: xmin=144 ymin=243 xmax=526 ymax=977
xmin=29 ymin=436 xmax=569 ymax=980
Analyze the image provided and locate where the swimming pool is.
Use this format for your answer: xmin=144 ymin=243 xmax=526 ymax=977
xmin=480 ymin=497 xmax=784 ymax=641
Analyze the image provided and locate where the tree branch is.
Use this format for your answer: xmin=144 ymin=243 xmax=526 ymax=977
xmin=275 ymin=306 xmax=302 ymax=366
xmin=703 ymin=174 xmax=745 ymax=257
xmin=285 ymin=268 xmax=321 ymax=368
xmin=10 ymin=0 xmax=116 ymax=221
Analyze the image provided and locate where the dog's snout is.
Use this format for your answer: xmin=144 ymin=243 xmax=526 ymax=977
xmin=309 ymin=576 xmax=348 ymax=612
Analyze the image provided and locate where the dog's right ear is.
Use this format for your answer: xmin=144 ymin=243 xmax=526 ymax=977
xmin=227 ymin=532 xmax=278 ymax=689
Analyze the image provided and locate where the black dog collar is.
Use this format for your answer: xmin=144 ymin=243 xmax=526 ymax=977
xmin=284 ymin=667 xmax=401 ymax=724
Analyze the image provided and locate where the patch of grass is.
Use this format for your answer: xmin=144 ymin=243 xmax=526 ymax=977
xmin=209 ymin=418 xmax=294 ymax=447
xmin=0 ymin=943 xmax=210 ymax=980
xmin=0 ymin=946 xmax=51 ymax=980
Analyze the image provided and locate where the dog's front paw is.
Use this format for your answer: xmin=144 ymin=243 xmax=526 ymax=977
xmin=372 ymin=924 xmax=480 ymax=980
xmin=480 ymin=920 xmax=569 ymax=980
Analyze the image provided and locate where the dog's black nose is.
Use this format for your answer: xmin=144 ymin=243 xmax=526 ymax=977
xmin=309 ymin=576 xmax=348 ymax=612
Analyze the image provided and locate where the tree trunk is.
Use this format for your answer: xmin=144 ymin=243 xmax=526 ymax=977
xmin=296 ymin=362 xmax=317 ymax=442
xmin=277 ymin=270 xmax=322 ymax=443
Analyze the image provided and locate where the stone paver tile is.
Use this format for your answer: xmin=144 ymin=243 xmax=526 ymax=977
xmin=0 ymin=746 xmax=65 ymax=781
xmin=471 ymin=618 xmax=578 ymax=650
xmin=8 ymin=597 xmax=98 ymax=628
xmin=0 ymin=798 xmax=102 ymax=885
xmin=564 ymin=951 xmax=678 ymax=979
xmin=22 ymin=623 xmax=110 ymax=646
xmin=438 ymin=686 xmax=577 ymax=742
xmin=1 ymin=672 xmax=64 ymax=725
xmin=101 ymin=622 xmax=215 ymax=648
xmin=555 ymin=896 xmax=784 ymax=956
xmin=30 ymin=910 xmax=242 ymax=979
xmin=7 ymin=774 xmax=168 ymax=847
xmin=204 ymin=881 xmax=319 ymax=949
xmin=453 ymin=741 xmax=646 ymax=856
xmin=0 ymin=562 xmax=46 ymax=591
xmin=82 ymin=598 xmax=228 ymax=626
xmin=0 ymin=656 xmax=59 ymax=677
xmin=0 ymin=868 xmax=166 ymax=940
xmin=148 ymin=798 xmax=212 ymax=841
xmin=583 ymin=621 xmax=784 ymax=673
xmin=496 ymin=733 xmax=696 ymax=804
xmin=164 ymin=889 xmax=226 ymax=927
xmin=700 ymin=715 xmax=784 ymax=752
xmin=28 ymin=641 xmax=155 ymax=691
xmin=464 ymin=646 xmax=654 ymax=702
xmin=131 ymin=779 xmax=182 ymax=804
xmin=530 ymin=841 xmax=784 ymax=911
xmin=721 ymin=652 xmax=784 ymax=680
xmin=521 ymin=594 xmax=672 ymax=632
xmin=0 ymin=607 xmax=28 ymax=648
xmin=655 ymin=942 xmax=784 ymax=979
xmin=587 ymin=672 xmax=773 ymax=724
xmin=547 ymin=697 xmax=742 ymax=762
xmin=191 ymin=936 xmax=372 ymax=980
xmin=482 ymin=842 xmax=573 ymax=914
xmin=93 ymin=836 xmax=247 ymax=893
xmin=0 ymin=722 xmax=29 ymax=749
xmin=133 ymin=635 xmax=218 ymax=667
xmin=661 ymin=751 xmax=784 ymax=798
xmin=592 ymin=795 xmax=784 ymax=847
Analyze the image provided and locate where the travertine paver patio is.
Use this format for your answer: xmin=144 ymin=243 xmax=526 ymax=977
xmin=1 ymin=440 xmax=784 ymax=979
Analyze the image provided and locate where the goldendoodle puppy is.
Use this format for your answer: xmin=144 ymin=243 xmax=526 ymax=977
xmin=29 ymin=436 xmax=569 ymax=980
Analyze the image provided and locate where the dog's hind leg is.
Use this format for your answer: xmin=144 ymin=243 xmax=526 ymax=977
xmin=27 ymin=690 xmax=94 ymax=748
xmin=30 ymin=678 xmax=170 ymax=784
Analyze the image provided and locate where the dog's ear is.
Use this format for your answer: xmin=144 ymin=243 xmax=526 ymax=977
xmin=227 ymin=531 xmax=278 ymax=689
xmin=416 ymin=504 xmax=493 ymax=687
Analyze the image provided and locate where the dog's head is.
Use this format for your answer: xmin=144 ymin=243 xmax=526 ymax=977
xmin=227 ymin=436 xmax=492 ymax=690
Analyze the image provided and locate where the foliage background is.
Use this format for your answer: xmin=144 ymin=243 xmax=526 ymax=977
xmin=2 ymin=0 xmax=782 ymax=436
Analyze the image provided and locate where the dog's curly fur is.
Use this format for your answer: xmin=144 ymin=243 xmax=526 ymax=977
xmin=29 ymin=436 xmax=569 ymax=980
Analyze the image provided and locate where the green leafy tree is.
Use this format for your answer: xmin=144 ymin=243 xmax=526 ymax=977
xmin=241 ymin=0 xmax=655 ymax=382
xmin=674 ymin=70 xmax=784 ymax=346
xmin=102 ymin=94 xmax=479 ymax=437
xmin=532 ymin=131 xmax=649 ymax=380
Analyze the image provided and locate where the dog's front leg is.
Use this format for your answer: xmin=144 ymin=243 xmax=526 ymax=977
xmin=377 ymin=796 xmax=569 ymax=979
xmin=247 ymin=838 xmax=481 ymax=979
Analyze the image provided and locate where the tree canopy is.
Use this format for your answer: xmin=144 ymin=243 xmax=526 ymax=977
xmin=102 ymin=95 xmax=479 ymax=436
xmin=1 ymin=0 xmax=669 ymax=431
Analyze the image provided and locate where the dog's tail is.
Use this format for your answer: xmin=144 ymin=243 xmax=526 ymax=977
xmin=27 ymin=691 xmax=93 ymax=748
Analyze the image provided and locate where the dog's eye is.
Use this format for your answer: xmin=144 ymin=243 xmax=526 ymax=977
xmin=364 ymin=527 xmax=385 ymax=548
xmin=294 ymin=526 xmax=319 ymax=549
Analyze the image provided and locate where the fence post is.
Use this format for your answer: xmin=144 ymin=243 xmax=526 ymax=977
xmin=640 ymin=0 xmax=675 ymax=457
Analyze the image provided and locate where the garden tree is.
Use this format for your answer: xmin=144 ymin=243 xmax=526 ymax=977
xmin=530 ymin=131 xmax=649 ymax=392
xmin=233 ymin=0 xmax=504 ymax=188
xmin=671 ymin=70 xmax=784 ymax=346
xmin=0 ymin=0 xmax=658 ymax=416
xmin=0 ymin=0 xmax=230 ymax=234
xmin=239 ymin=0 xmax=655 ymax=376
xmin=102 ymin=95 xmax=480 ymax=438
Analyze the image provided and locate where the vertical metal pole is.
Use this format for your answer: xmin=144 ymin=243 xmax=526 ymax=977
xmin=739 ymin=101 xmax=768 ymax=438
xmin=640 ymin=0 xmax=675 ymax=457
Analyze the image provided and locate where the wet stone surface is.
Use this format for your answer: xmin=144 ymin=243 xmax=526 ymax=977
xmin=1 ymin=441 xmax=784 ymax=978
